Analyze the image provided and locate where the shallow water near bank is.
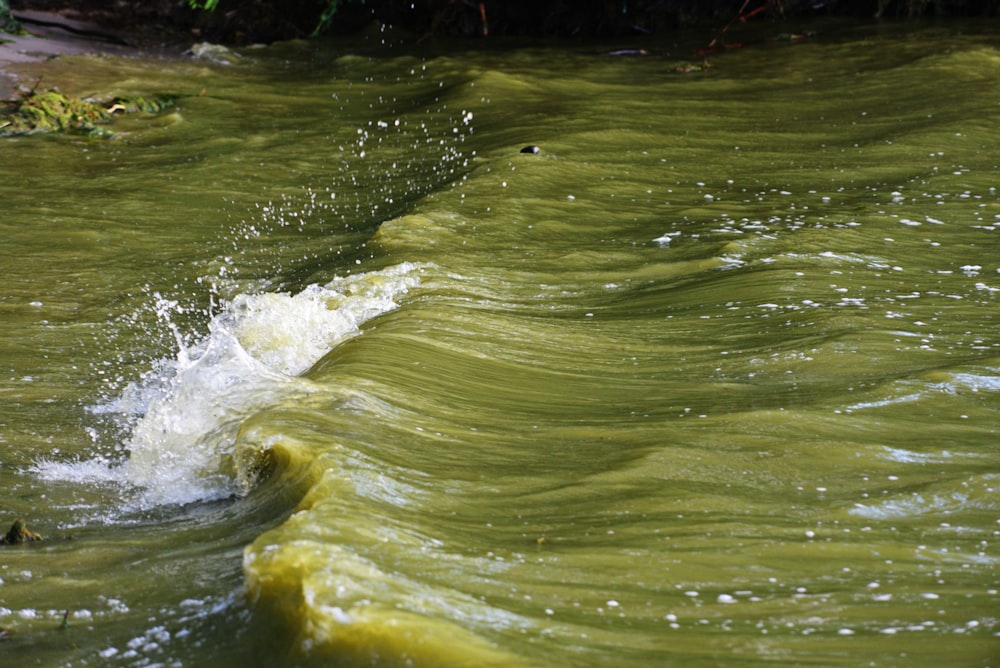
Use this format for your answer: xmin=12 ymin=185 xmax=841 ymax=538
xmin=1 ymin=19 xmax=999 ymax=666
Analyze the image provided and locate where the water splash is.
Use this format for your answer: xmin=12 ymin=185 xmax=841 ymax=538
xmin=35 ymin=263 xmax=426 ymax=510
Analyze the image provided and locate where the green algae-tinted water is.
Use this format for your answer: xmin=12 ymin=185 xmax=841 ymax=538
xmin=1 ymin=20 xmax=998 ymax=667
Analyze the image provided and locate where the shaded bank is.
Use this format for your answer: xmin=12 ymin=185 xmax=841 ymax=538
xmin=7 ymin=0 xmax=1000 ymax=45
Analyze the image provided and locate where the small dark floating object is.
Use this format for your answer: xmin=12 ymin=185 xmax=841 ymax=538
xmin=520 ymin=145 xmax=540 ymax=154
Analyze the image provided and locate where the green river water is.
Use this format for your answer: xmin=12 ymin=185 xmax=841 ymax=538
xmin=1 ymin=19 xmax=998 ymax=667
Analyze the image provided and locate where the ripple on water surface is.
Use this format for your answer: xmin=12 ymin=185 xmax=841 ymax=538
xmin=3 ymin=22 xmax=1000 ymax=668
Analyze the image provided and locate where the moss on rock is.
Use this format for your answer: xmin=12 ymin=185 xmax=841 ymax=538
xmin=0 ymin=89 xmax=177 ymax=138
xmin=108 ymin=94 xmax=177 ymax=114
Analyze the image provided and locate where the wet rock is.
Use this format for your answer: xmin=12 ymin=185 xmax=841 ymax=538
xmin=2 ymin=519 xmax=41 ymax=544
xmin=520 ymin=145 xmax=540 ymax=154
xmin=186 ymin=42 xmax=240 ymax=65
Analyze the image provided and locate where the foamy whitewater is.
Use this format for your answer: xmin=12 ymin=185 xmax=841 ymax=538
xmin=34 ymin=263 xmax=425 ymax=509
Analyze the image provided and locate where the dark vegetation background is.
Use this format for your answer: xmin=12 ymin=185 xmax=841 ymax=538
xmin=6 ymin=0 xmax=1000 ymax=45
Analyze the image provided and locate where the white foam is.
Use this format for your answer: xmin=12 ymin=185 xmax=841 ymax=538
xmin=33 ymin=453 xmax=120 ymax=482
xmin=949 ymin=372 xmax=1000 ymax=392
xmin=39 ymin=263 xmax=426 ymax=509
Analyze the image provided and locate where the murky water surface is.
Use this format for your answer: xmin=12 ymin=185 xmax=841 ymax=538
xmin=1 ymin=20 xmax=998 ymax=667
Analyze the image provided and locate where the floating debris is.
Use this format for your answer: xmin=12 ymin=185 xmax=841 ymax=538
xmin=775 ymin=32 xmax=815 ymax=43
xmin=608 ymin=48 xmax=649 ymax=56
xmin=673 ymin=60 xmax=712 ymax=73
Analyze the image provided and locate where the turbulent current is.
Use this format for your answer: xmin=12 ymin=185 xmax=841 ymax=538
xmin=1 ymin=20 xmax=998 ymax=667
